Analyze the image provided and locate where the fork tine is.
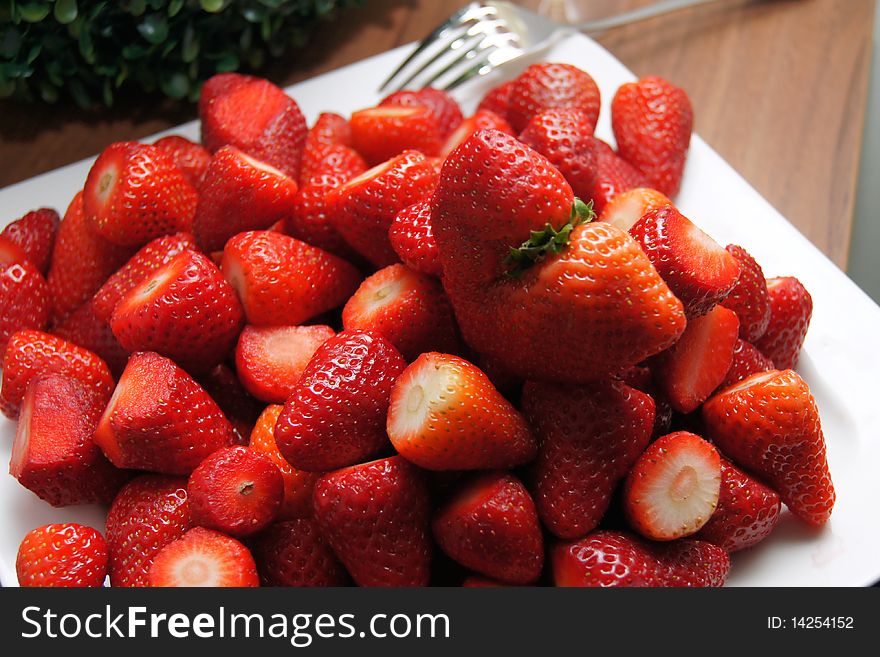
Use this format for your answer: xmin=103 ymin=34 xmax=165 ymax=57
xmin=444 ymin=45 xmax=522 ymax=91
xmin=389 ymin=23 xmax=480 ymax=93
xmin=419 ymin=33 xmax=509 ymax=91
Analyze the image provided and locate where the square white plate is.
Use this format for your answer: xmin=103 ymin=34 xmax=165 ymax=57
xmin=1 ymin=34 xmax=879 ymax=587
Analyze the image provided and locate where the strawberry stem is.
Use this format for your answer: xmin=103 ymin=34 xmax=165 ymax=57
xmin=504 ymin=198 xmax=594 ymax=277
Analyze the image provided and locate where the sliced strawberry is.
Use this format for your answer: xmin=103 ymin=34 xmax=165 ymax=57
xmin=477 ymin=79 xmax=514 ymax=121
xmin=52 ymin=300 xmax=130 ymax=377
xmin=16 ymin=523 xmax=108 ymax=588
xmin=583 ymin=138 xmax=651 ymax=213
xmin=507 ymin=62 xmax=601 ymax=133
xmin=717 ymin=338 xmax=774 ymax=390
xmin=755 ymin=276 xmax=813 ymax=369
xmin=250 ymin=518 xmax=348 ymax=587
xmin=388 ymin=200 xmax=442 ymax=277
xmin=350 ymin=105 xmax=443 ymax=165
xmin=598 ymin=187 xmax=672 ymax=232
xmin=720 ymin=244 xmax=772 ymax=342
xmin=381 ymin=87 xmax=463 ymax=139
xmin=148 ymin=527 xmax=259 ymax=587
xmin=0 ymin=255 xmax=50 ymax=363
xmin=1 ymin=208 xmax=60 ymax=273
xmin=652 ymin=304 xmax=740 ymax=413
xmin=387 ymin=352 xmax=535 ymax=471
xmin=153 ymin=135 xmax=211 ymax=188
xmin=440 ymin=109 xmax=514 ymax=159
xmin=518 ymin=108 xmax=596 ymax=198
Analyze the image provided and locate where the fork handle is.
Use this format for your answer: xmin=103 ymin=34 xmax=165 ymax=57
xmin=574 ymin=0 xmax=727 ymax=34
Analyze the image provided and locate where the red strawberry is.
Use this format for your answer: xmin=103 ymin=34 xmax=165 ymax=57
xmin=250 ymin=518 xmax=348 ymax=587
xmin=47 ymin=192 xmax=134 ymax=321
xmin=83 ymin=141 xmax=198 ymax=247
xmin=432 ymin=472 xmax=543 ymax=584
xmin=188 ymin=446 xmax=283 ymax=537
xmin=755 ymin=276 xmax=813 ymax=369
xmin=433 ymin=129 xmax=686 ymax=382
xmin=720 ymin=245 xmax=771 ymax=342
xmin=695 ymin=458 xmax=782 ymax=552
xmin=612 ymin=76 xmax=693 ymax=197
xmin=298 ymin=112 xmax=352 ymax=184
xmin=298 ymin=143 xmax=367 ymax=193
xmin=148 ymin=527 xmax=259 ymax=587
xmin=197 ymin=363 xmax=261 ymax=443
xmin=1 ymin=208 xmax=60 ymax=273
xmin=477 ymin=79 xmax=514 ymax=120
xmin=521 ymin=379 xmax=655 ymax=539
xmin=387 ymin=352 xmax=535 ymax=470
xmin=200 ymin=75 xmax=307 ymax=178
xmin=652 ymin=304 xmax=740 ymax=413
xmin=94 ymin=351 xmax=237 ymax=475
xmin=623 ymin=431 xmax=721 ymax=541
xmin=702 ymin=369 xmax=834 ymax=526
xmin=507 ymin=63 xmax=600 ymax=133
xmin=381 ymin=87 xmax=463 ymax=139
xmin=52 ymin=300 xmax=130 ymax=377
xmin=582 ymin=137 xmax=650 ymax=213
xmin=440 ymin=109 xmax=514 ymax=158
xmin=92 ymin=232 xmax=197 ymax=323
xmin=274 ymin=330 xmax=406 ymax=471
xmin=221 ymin=230 xmax=361 ymax=326
xmin=619 ymin=364 xmax=673 ymax=438
xmin=235 ymin=324 xmax=335 ymax=404
xmin=717 ymin=338 xmax=774 ymax=390
xmin=11 ymin=373 xmax=128 ymax=506
xmin=153 ymin=135 xmax=211 ymax=188
xmin=110 ymin=250 xmax=244 ymax=374
xmin=249 ymin=404 xmax=321 ymax=519
xmin=16 ymin=523 xmax=108 ymax=588
xmin=105 ymin=474 xmax=191 ymax=587
xmin=312 ymin=456 xmax=431 ymax=587
xmin=194 ymin=146 xmax=299 ymax=252
xmin=331 ymin=149 xmax=439 ymax=267
xmin=598 ymin=187 xmax=672 ymax=232
xmin=630 ymin=205 xmax=741 ymax=316
xmin=0 ymin=329 xmax=114 ymax=419
xmin=552 ymin=530 xmax=729 ymax=587
xmin=350 ymin=105 xmax=443 ymax=165
xmin=198 ymin=72 xmax=250 ymax=117
xmin=0 ymin=235 xmax=26 ymax=262
xmin=342 ymin=264 xmax=459 ymax=361
xmin=0 ymin=253 xmax=50 ymax=362
xmin=388 ymin=200 xmax=442 ymax=277
xmin=518 ymin=108 xmax=596 ymax=198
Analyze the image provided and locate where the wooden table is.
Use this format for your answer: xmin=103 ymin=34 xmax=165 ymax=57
xmin=0 ymin=0 xmax=873 ymax=267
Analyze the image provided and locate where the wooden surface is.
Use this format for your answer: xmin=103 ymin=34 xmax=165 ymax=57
xmin=0 ymin=0 xmax=873 ymax=267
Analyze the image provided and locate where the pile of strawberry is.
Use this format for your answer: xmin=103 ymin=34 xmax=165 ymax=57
xmin=2 ymin=63 xmax=833 ymax=588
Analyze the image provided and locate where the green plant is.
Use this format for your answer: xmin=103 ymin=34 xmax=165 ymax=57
xmin=0 ymin=0 xmax=362 ymax=107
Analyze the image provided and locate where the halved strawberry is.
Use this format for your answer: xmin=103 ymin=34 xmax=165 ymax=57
xmin=630 ymin=205 xmax=741 ymax=316
xmin=440 ymin=109 xmax=513 ymax=158
xmin=350 ymin=105 xmax=442 ymax=165
xmin=1 ymin=255 xmax=50 ymax=363
xmin=598 ymin=187 xmax=672 ymax=232
xmin=52 ymin=300 xmax=130 ymax=377
xmin=387 ymin=352 xmax=536 ymax=471
xmin=148 ymin=527 xmax=259 ymax=587
xmin=507 ymin=62 xmax=601 ymax=133
xmin=1 ymin=208 xmax=60 ymax=274
xmin=755 ymin=276 xmax=813 ymax=369
xmin=720 ymin=244 xmax=771 ymax=342
xmin=83 ymin=141 xmax=198 ymax=247
xmin=477 ymin=79 xmax=514 ymax=120
xmin=518 ymin=108 xmax=596 ymax=198
xmin=250 ymin=518 xmax=348 ymax=587
xmin=388 ymin=200 xmax=442 ymax=277
xmin=582 ymin=137 xmax=650 ymax=213
xmin=153 ymin=135 xmax=211 ymax=188
xmin=235 ymin=324 xmax=336 ymax=403
xmin=381 ymin=87 xmax=463 ymax=139
xmin=717 ymin=338 xmax=774 ymax=390
xmin=652 ymin=304 xmax=740 ymax=413
xmin=16 ymin=524 xmax=108 ymax=588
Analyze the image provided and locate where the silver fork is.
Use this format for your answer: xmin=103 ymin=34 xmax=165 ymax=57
xmin=379 ymin=0 xmax=726 ymax=93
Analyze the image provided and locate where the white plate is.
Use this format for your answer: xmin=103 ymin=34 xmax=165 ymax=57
xmin=1 ymin=34 xmax=879 ymax=587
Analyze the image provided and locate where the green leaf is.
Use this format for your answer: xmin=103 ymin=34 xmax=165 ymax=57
xmin=160 ymin=71 xmax=189 ymax=99
xmin=214 ymin=52 xmax=239 ymax=72
xmin=199 ymin=0 xmax=225 ymax=12
xmin=138 ymin=13 xmax=169 ymax=44
xmin=181 ymin=22 xmax=198 ymax=62
xmin=125 ymin=0 xmax=147 ymax=16
xmin=18 ymin=3 xmax=51 ymax=23
xmin=504 ymin=199 xmax=595 ymax=277
xmin=54 ymin=0 xmax=78 ymax=24
xmin=167 ymin=0 xmax=184 ymax=17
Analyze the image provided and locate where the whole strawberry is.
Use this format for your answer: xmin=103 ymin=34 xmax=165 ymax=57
xmin=1 ymin=252 xmax=50 ymax=362
xmin=720 ymin=245 xmax=772 ymax=342
xmin=755 ymin=276 xmax=813 ymax=369
xmin=717 ymin=338 xmax=774 ymax=390
xmin=581 ymin=137 xmax=650 ymax=213
xmin=250 ymin=519 xmax=349 ymax=587
xmin=52 ymin=300 xmax=130 ymax=377
xmin=298 ymin=112 xmax=353 ymax=184
xmin=1 ymin=208 xmax=60 ymax=274
xmin=507 ymin=62 xmax=600 ymax=133
xmin=17 ymin=524 xmax=108 ymax=587
xmin=153 ymin=135 xmax=211 ymax=188
xmin=477 ymin=79 xmax=515 ymax=120
xmin=388 ymin=200 xmax=442 ymax=277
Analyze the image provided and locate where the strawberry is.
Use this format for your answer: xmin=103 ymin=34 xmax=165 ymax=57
xmin=432 ymin=472 xmax=543 ymax=584
xmin=518 ymin=108 xmax=596 ymax=198
xmin=507 ymin=62 xmax=600 ymax=133
xmin=11 ymin=373 xmax=128 ymax=506
xmin=623 ymin=431 xmax=721 ymax=541
xmin=199 ymin=75 xmax=307 ymax=178
xmin=702 ymin=369 xmax=835 ymax=526
xmin=52 ymin=300 xmax=130 ymax=377
xmin=188 ymin=446 xmax=283 ymax=537
xmin=582 ymin=137 xmax=650 ymax=213
xmin=105 ymin=474 xmax=191 ymax=587
xmin=719 ymin=244 xmax=771 ymax=342
xmin=0 ymin=253 xmax=50 ymax=363
xmin=652 ymin=304 xmax=740 ymax=413
xmin=521 ymin=379 xmax=655 ymax=539
xmin=221 ymin=230 xmax=361 ymax=327
xmin=387 ymin=352 xmax=535 ymax=470
xmin=298 ymin=143 xmax=367 ymax=194
xmin=249 ymin=404 xmax=321 ymax=519
xmin=342 ymin=264 xmax=459 ymax=361
xmin=194 ymin=146 xmax=299 ymax=252
xmin=695 ymin=458 xmax=782 ymax=552
xmin=298 ymin=112 xmax=353 ymax=184
xmin=388 ymin=200 xmax=442 ymax=277
xmin=235 ymin=324 xmax=335 ymax=404
xmin=110 ymin=250 xmax=244 ymax=374
xmin=330 ymin=149 xmax=439 ymax=267
xmin=440 ymin=108 xmax=514 ymax=158
xmin=477 ymin=79 xmax=514 ymax=120
xmin=153 ymin=135 xmax=211 ymax=188
xmin=250 ymin=518 xmax=348 ymax=587
xmin=619 ymin=364 xmax=673 ymax=438
xmin=755 ymin=276 xmax=813 ymax=369
xmin=83 ymin=141 xmax=198 ymax=247
xmin=16 ymin=523 xmax=108 ymax=588
xmin=0 ymin=234 xmax=26 ymax=262
xmin=197 ymin=363 xmax=262 ymax=443
xmin=47 ymin=192 xmax=134 ymax=321
xmin=198 ymin=72 xmax=250 ymax=118
xmin=1 ymin=208 xmax=60 ymax=273
xmin=433 ymin=129 xmax=686 ymax=382
xmin=630 ymin=205 xmax=741 ymax=316
xmin=612 ymin=76 xmax=693 ymax=197
xmin=0 ymin=329 xmax=114 ymax=419
xmin=92 ymin=232 xmax=197 ymax=323
xmin=94 ymin=351 xmax=237 ymax=475
xmin=274 ymin=330 xmax=406 ymax=471
xmin=350 ymin=105 xmax=443 ymax=165
xmin=312 ymin=456 xmax=431 ymax=587
xmin=381 ymin=87 xmax=463 ymax=139
xmin=552 ymin=530 xmax=729 ymax=587
xmin=717 ymin=338 xmax=774 ymax=390
xmin=148 ymin=527 xmax=259 ymax=587
xmin=598 ymin=187 xmax=672 ymax=232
